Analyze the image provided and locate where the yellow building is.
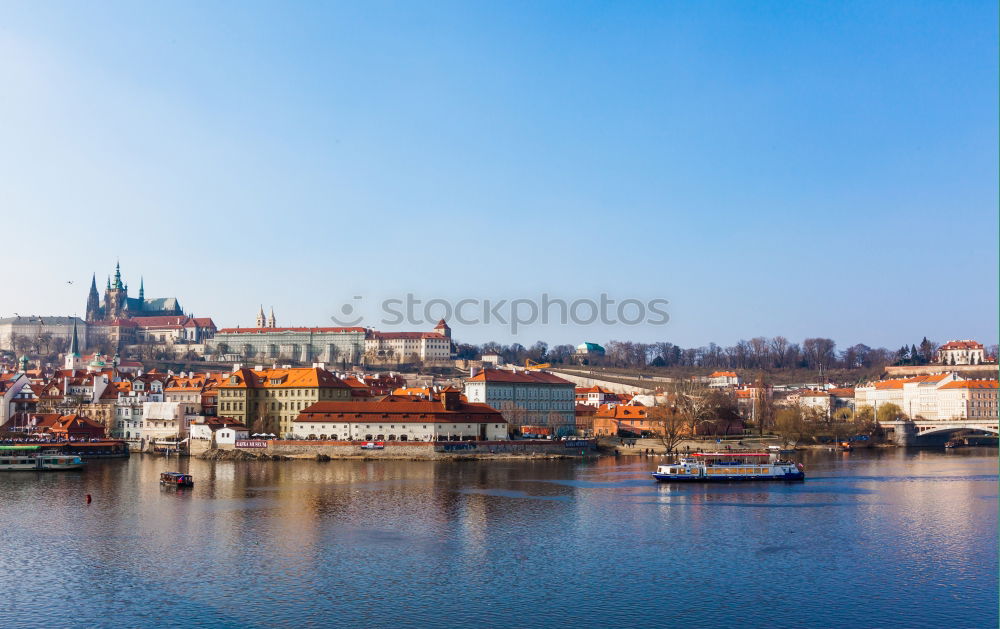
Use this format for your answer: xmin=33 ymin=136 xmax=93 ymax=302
xmin=217 ymin=367 xmax=351 ymax=436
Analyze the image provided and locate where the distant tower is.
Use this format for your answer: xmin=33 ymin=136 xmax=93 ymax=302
xmin=18 ymin=354 xmax=29 ymax=374
xmin=267 ymin=307 xmax=276 ymax=328
xmin=65 ymin=319 xmax=83 ymax=371
xmin=256 ymin=305 xmax=266 ymax=328
xmin=139 ymin=276 xmax=145 ymax=301
xmin=434 ymin=319 xmax=451 ymax=339
xmin=86 ymin=274 xmax=101 ymax=321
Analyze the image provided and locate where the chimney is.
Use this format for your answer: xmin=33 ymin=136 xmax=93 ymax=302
xmin=442 ymin=389 xmax=460 ymax=411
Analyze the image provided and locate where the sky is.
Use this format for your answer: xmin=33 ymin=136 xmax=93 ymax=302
xmin=0 ymin=1 xmax=996 ymax=350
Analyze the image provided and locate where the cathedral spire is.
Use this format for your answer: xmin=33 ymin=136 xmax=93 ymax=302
xmin=139 ymin=276 xmax=144 ymax=301
xmin=268 ymin=307 xmax=276 ymax=328
xmin=86 ymin=274 xmax=100 ymax=322
xmin=114 ymin=261 xmax=122 ymax=290
xmin=256 ymin=305 xmax=266 ymax=328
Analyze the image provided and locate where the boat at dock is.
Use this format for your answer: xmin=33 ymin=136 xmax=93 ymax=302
xmin=652 ymin=451 xmax=804 ymax=482
xmin=160 ymin=472 xmax=194 ymax=487
xmin=0 ymin=446 xmax=85 ymax=471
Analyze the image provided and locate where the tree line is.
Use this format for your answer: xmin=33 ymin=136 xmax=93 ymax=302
xmin=451 ymin=335 xmax=977 ymax=371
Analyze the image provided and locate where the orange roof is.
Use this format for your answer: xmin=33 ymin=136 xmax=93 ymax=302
xmin=595 ymin=404 xmax=648 ymax=419
xmin=872 ymin=374 xmax=950 ymax=390
xmin=939 ymin=380 xmax=998 ymax=390
xmin=219 ymin=367 xmax=348 ymax=390
xmin=829 ymin=387 xmax=855 ymax=397
xmin=710 ymin=371 xmax=738 ymax=378
xmin=798 ymin=389 xmax=830 ymax=398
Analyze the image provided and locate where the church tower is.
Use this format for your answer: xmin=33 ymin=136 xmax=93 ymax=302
xmin=86 ymin=274 xmax=101 ymax=322
xmin=256 ymin=306 xmax=266 ymax=328
xmin=267 ymin=307 xmax=276 ymax=328
xmin=65 ymin=320 xmax=84 ymax=371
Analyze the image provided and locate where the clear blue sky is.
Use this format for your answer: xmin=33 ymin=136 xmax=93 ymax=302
xmin=0 ymin=1 xmax=996 ymax=349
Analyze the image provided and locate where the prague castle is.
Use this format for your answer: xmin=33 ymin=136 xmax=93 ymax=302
xmin=85 ymin=263 xmax=183 ymax=322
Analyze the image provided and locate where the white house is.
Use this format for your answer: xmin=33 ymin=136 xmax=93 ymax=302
xmin=936 ymin=340 xmax=988 ymax=365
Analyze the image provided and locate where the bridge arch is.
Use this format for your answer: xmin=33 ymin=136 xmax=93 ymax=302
xmin=914 ymin=425 xmax=999 ymax=439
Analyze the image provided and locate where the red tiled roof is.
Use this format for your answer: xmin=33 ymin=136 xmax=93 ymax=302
xmin=939 ymin=340 xmax=984 ymax=350
xmin=295 ymin=398 xmax=504 ymax=423
xmin=216 ymin=327 xmax=365 ymax=334
xmin=710 ymin=371 xmax=738 ymax=378
xmin=368 ymin=331 xmax=447 ymax=340
xmin=466 ymin=369 xmax=572 ymax=385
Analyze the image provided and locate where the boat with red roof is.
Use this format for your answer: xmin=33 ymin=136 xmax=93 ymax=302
xmin=652 ymin=451 xmax=805 ymax=482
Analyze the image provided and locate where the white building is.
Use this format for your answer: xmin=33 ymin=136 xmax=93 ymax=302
xmin=140 ymin=401 xmax=187 ymax=443
xmin=463 ymin=369 xmax=576 ymax=432
xmin=364 ymin=331 xmax=451 ymax=363
xmin=852 ymin=373 xmax=999 ymax=421
xmin=0 ymin=316 xmax=87 ymax=352
xmin=936 ymin=380 xmax=999 ymax=420
xmin=708 ymin=371 xmax=741 ymax=388
xmin=207 ymin=325 xmax=365 ymax=364
xmin=936 ymin=340 xmax=988 ymax=365
xmin=291 ymin=392 xmax=507 ymax=441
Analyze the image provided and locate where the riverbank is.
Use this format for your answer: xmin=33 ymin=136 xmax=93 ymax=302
xmin=198 ymin=448 xmax=587 ymax=462
xmin=193 ymin=438 xmax=599 ymax=461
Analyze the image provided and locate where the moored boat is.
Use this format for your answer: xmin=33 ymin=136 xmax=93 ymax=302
xmin=0 ymin=446 xmax=85 ymax=471
xmin=160 ymin=472 xmax=194 ymax=487
xmin=652 ymin=451 xmax=804 ymax=482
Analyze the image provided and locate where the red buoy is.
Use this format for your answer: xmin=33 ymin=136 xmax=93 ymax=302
xmin=86 ymin=494 xmax=92 ymax=504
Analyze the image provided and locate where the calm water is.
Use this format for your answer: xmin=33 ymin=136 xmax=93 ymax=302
xmin=0 ymin=449 xmax=996 ymax=628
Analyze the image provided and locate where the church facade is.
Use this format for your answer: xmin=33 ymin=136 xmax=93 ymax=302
xmin=85 ymin=263 xmax=183 ymax=322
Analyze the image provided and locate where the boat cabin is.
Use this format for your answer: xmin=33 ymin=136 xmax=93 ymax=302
xmin=160 ymin=472 xmax=194 ymax=487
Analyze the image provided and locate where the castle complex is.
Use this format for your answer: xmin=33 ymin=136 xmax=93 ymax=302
xmin=85 ymin=263 xmax=183 ymax=322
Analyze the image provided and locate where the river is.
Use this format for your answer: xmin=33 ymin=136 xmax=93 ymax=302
xmin=0 ymin=448 xmax=996 ymax=628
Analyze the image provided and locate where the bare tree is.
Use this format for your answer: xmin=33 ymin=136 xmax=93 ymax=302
xmin=648 ymin=404 xmax=686 ymax=453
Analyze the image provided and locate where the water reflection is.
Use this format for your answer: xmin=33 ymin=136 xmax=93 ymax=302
xmin=0 ymin=449 xmax=995 ymax=628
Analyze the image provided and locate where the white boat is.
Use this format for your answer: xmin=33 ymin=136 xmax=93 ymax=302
xmin=0 ymin=448 xmax=85 ymax=471
xmin=652 ymin=451 xmax=804 ymax=482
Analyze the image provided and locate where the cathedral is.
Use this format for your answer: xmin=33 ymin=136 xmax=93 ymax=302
xmin=85 ymin=263 xmax=184 ymax=322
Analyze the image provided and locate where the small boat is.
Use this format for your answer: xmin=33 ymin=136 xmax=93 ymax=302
xmin=839 ymin=441 xmax=853 ymax=452
xmin=652 ymin=451 xmax=805 ymax=482
xmin=0 ymin=450 xmax=85 ymax=471
xmin=360 ymin=441 xmax=385 ymax=450
xmin=160 ymin=472 xmax=194 ymax=487
xmin=944 ymin=439 xmax=963 ymax=449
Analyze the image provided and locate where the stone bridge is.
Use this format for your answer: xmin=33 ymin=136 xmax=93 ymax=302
xmin=880 ymin=419 xmax=999 ymax=446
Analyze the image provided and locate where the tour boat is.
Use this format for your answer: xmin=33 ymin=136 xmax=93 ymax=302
xmin=160 ymin=472 xmax=194 ymax=487
xmin=652 ymin=451 xmax=805 ymax=482
xmin=0 ymin=450 xmax=85 ymax=471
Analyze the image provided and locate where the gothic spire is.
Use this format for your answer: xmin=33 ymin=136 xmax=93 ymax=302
xmin=139 ymin=276 xmax=144 ymax=300
xmin=69 ymin=319 xmax=80 ymax=356
xmin=114 ymin=261 xmax=122 ymax=290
